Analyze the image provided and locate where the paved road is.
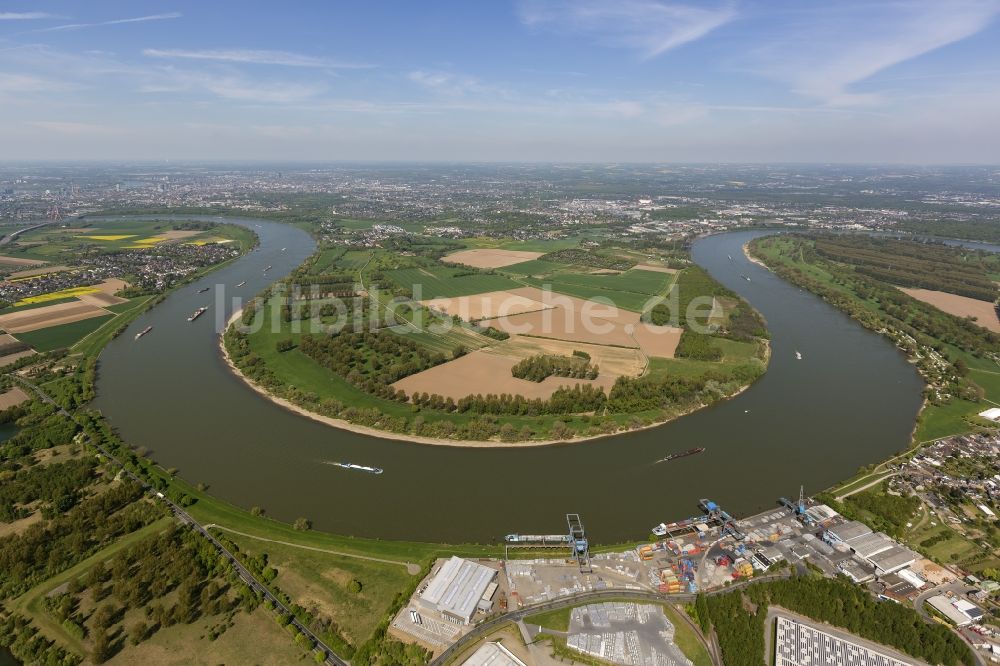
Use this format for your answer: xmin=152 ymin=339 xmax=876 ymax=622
xmin=12 ymin=375 xmax=348 ymax=666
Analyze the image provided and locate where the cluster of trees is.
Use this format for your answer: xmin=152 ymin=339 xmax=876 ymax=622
xmin=541 ymin=248 xmax=634 ymax=270
xmin=608 ymin=363 xmax=764 ymax=413
xmin=818 ymin=486 xmax=921 ymax=539
xmin=39 ymin=524 xmax=253 ymax=663
xmin=511 ymin=354 xmax=599 ymax=382
xmin=0 ymin=457 xmax=94 ymax=521
xmin=812 ymin=235 xmax=999 ymax=302
xmin=0 ymin=612 xmax=79 ymax=666
xmin=298 ymin=331 xmax=448 ymax=399
xmin=702 ymin=589 xmax=765 ymax=666
xmin=0 ymin=404 xmax=78 ymax=462
xmin=0 ymin=480 xmax=161 ymax=599
xmin=474 ymin=325 xmax=509 ymax=341
xmin=675 ymin=330 xmax=723 ymax=361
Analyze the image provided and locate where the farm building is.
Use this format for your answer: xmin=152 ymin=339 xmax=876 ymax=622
xmin=417 ymin=556 xmax=498 ymax=625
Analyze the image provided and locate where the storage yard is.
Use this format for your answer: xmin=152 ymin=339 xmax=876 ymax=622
xmin=392 ymin=494 xmax=974 ymax=659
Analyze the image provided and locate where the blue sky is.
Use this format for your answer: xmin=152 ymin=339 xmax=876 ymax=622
xmin=2 ymin=1 xmax=999 ymax=162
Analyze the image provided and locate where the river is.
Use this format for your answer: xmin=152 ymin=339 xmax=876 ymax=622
xmin=93 ymin=220 xmax=924 ymax=543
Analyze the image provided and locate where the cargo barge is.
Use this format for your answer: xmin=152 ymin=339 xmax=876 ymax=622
xmin=134 ymin=325 xmax=153 ymax=341
xmin=188 ymin=306 xmax=208 ymax=322
xmin=655 ymin=447 xmax=705 ymax=464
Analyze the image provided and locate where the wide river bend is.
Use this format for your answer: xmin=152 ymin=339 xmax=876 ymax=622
xmin=94 ymin=220 xmax=924 ymax=543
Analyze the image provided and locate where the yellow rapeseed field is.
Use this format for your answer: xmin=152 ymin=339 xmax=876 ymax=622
xmin=82 ymin=234 xmax=136 ymax=241
xmin=15 ymin=286 xmax=100 ymax=306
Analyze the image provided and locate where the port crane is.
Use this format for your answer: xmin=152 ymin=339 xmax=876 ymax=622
xmin=566 ymin=513 xmax=591 ymax=573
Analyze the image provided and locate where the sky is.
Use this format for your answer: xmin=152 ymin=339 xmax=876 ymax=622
xmin=1 ymin=1 xmax=1000 ymax=163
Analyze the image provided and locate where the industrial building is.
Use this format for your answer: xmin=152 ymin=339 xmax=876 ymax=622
xmin=774 ymin=615 xmax=912 ymax=666
xmin=417 ymin=557 xmax=499 ymax=625
xmin=461 ymin=642 xmax=526 ymax=666
xmin=825 ymin=520 xmax=872 ymax=544
xmin=927 ymin=595 xmax=974 ymax=627
xmin=867 ymin=544 xmax=918 ymax=575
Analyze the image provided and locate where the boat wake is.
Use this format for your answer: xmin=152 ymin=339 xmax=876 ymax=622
xmin=321 ymin=460 xmax=384 ymax=475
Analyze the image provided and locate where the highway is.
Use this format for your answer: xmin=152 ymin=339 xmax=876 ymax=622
xmin=12 ymin=375 xmax=348 ymax=666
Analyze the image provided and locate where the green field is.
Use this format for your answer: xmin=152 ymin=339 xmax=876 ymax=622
xmin=14 ymin=314 xmax=114 ymax=352
xmin=384 ymin=266 xmax=521 ymax=298
xmin=523 ymin=276 xmax=661 ymax=312
xmin=0 ymin=219 xmax=250 ymax=263
xmin=546 ymin=268 xmax=673 ymax=295
xmin=499 ymin=259 xmax=562 ymax=276
xmin=219 ymin=530 xmax=413 ymax=647
xmin=309 ymin=247 xmax=348 ymax=274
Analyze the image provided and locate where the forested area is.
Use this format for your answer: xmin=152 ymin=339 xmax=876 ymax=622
xmin=819 ymin=486 xmax=921 ymax=539
xmin=896 ymin=218 xmax=1000 ymax=244
xmin=752 ymin=235 xmax=995 ymax=405
xmin=811 ymin=235 xmax=999 ymax=301
xmin=675 ymin=330 xmax=722 ymax=361
xmin=299 ymin=331 xmax=448 ymax=400
xmin=511 ymin=353 xmax=599 ymax=381
xmin=0 ymin=456 xmax=95 ymax=521
xmin=46 ymin=524 xmax=260 ymax=663
xmin=699 ymin=576 xmax=973 ymax=666
xmin=608 ymin=362 xmax=764 ymax=413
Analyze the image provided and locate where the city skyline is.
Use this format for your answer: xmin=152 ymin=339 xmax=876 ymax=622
xmin=2 ymin=0 xmax=1000 ymax=162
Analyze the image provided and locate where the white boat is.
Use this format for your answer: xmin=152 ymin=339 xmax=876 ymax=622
xmin=236 ymin=281 xmax=247 ymax=287
xmin=728 ymin=254 xmax=733 ymax=261
xmin=328 ymin=461 xmax=383 ymax=475
xmin=652 ymin=523 xmax=668 ymax=537
xmin=281 ymin=247 xmax=286 ymax=252
xmin=795 ymin=351 xmax=802 ymax=360
xmin=263 ymin=265 xmax=272 ymax=272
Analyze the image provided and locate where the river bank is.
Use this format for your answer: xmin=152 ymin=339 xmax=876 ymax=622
xmin=218 ymin=310 xmax=766 ymax=449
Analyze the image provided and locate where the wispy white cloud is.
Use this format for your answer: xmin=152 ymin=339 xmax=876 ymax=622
xmin=141 ymin=69 xmax=328 ymax=104
xmin=748 ymin=1 xmax=1000 ymax=105
xmin=143 ymin=48 xmax=371 ymax=69
xmin=518 ymin=0 xmax=736 ymax=58
xmin=0 ymin=12 xmax=58 ymax=20
xmin=25 ymin=120 xmax=125 ymax=135
xmin=0 ymin=72 xmax=79 ymax=93
xmin=408 ymin=70 xmax=503 ymax=97
xmin=31 ymin=12 xmax=181 ymax=33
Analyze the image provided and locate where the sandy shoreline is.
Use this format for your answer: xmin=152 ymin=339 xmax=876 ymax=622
xmin=743 ymin=240 xmax=769 ymax=269
xmin=218 ymin=310 xmax=765 ymax=449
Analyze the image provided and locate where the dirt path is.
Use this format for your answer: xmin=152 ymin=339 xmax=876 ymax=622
xmin=835 ymin=472 xmax=896 ymax=502
xmin=204 ymin=523 xmax=422 ymax=574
